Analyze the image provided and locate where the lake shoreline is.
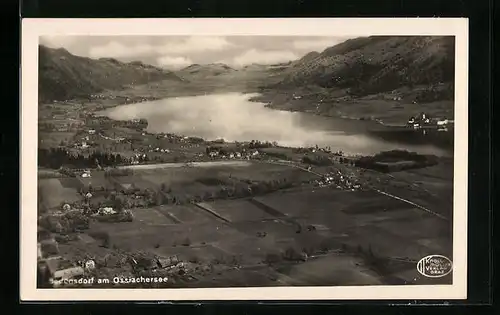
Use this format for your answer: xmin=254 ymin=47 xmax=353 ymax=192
xmin=95 ymin=91 xmax=452 ymax=156
xmin=40 ymin=80 xmax=453 ymax=158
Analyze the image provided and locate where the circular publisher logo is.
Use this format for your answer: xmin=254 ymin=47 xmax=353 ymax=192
xmin=417 ymin=255 xmax=453 ymax=278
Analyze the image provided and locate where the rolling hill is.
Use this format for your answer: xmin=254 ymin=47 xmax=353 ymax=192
xmin=178 ymin=63 xmax=237 ymax=79
xmin=271 ymin=36 xmax=455 ymax=101
xmin=38 ymin=45 xmax=185 ymax=102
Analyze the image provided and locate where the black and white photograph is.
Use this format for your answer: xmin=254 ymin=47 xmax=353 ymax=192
xmin=21 ymin=18 xmax=468 ymax=301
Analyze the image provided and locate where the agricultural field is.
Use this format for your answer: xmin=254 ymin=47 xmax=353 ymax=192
xmin=155 ymin=204 xmax=220 ymax=224
xmin=38 ymin=131 xmax=77 ymax=149
xmin=58 ymin=177 xmax=84 ymax=190
xmin=188 ymin=265 xmax=294 ymax=287
xmin=273 ymin=254 xmax=383 ymax=286
xmin=38 ymin=178 xmax=82 ymax=209
xmin=37 ymin=148 xmax=453 ymax=287
xmin=110 ymin=175 xmax=158 ymax=191
xmin=79 ymin=172 xmax=116 ymax=191
xmin=253 ymin=188 xmax=367 ymax=217
xmin=199 ymin=199 xmax=277 ymax=222
xmin=250 ymin=185 xmax=451 ymax=262
xmin=129 ymin=207 xmax=176 ymax=225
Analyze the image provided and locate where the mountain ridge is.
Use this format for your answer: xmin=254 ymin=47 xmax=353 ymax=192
xmin=271 ymin=36 xmax=455 ymax=101
xmin=38 ymin=45 xmax=184 ymax=103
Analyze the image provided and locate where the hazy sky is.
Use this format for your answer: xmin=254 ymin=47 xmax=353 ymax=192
xmin=39 ymin=35 xmax=353 ymax=70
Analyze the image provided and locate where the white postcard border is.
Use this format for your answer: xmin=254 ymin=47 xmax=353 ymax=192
xmin=21 ymin=18 xmax=468 ymax=301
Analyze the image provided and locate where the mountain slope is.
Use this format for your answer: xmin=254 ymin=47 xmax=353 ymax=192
xmin=273 ymin=36 xmax=455 ymax=99
xmin=38 ymin=45 xmax=184 ymax=102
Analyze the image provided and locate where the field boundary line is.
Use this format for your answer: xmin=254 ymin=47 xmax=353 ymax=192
xmin=194 ymin=202 xmax=231 ymax=223
xmin=259 ymin=159 xmax=449 ymax=222
xmin=372 ymin=189 xmax=448 ymax=221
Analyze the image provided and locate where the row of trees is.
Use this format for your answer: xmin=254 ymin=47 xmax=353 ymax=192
xmin=38 ymin=148 xmax=133 ymax=169
xmin=38 ymin=211 xmax=90 ymax=234
xmin=247 ymin=140 xmax=278 ymax=149
xmin=301 ymin=155 xmax=334 ymax=166
xmin=354 ymin=150 xmax=438 ymax=173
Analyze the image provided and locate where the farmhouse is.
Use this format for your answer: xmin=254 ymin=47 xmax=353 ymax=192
xmin=156 ymin=255 xmax=180 ymax=269
xmin=84 ymin=260 xmax=96 ymax=270
xmin=98 ymin=207 xmax=117 ymax=215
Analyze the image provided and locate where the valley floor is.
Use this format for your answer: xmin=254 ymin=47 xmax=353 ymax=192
xmin=36 ymin=81 xmax=454 ymax=288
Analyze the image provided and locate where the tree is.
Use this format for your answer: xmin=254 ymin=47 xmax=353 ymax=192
xmin=113 ymin=197 xmax=124 ymax=212
xmin=155 ymin=192 xmax=164 ymax=206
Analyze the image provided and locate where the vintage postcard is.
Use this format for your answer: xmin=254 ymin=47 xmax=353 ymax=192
xmin=21 ymin=18 xmax=468 ymax=301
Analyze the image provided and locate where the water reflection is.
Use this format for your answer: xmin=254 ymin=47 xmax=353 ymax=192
xmin=101 ymin=92 xmax=450 ymax=157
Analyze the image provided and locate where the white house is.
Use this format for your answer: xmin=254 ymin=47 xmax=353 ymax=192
xmin=98 ymin=207 xmax=117 ymax=215
xmin=84 ymin=260 xmax=95 ymax=270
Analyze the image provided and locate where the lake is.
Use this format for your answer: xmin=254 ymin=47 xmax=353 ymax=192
xmin=100 ymin=92 xmax=452 ymax=157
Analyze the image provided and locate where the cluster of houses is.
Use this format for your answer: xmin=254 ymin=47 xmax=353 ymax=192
xmin=89 ymin=94 xmax=154 ymax=103
xmin=407 ymin=112 xmax=431 ymax=129
xmin=37 ymin=227 xmax=91 ymax=287
xmin=407 ymin=112 xmax=450 ymax=130
xmin=90 ymin=94 xmax=107 ymax=99
xmin=74 ymin=141 xmax=91 ymax=149
xmin=50 ymin=120 xmax=85 ymax=132
xmin=206 ymin=147 xmax=260 ymax=160
xmin=37 ymin=222 xmax=189 ymax=287
xmin=147 ymin=146 xmax=172 ymax=154
xmin=314 ymin=170 xmax=361 ymax=190
xmin=130 ymin=152 xmax=148 ymax=165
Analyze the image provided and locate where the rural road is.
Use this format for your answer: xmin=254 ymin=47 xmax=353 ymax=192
xmin=116 ymin=160 xmax=252 ymax=170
